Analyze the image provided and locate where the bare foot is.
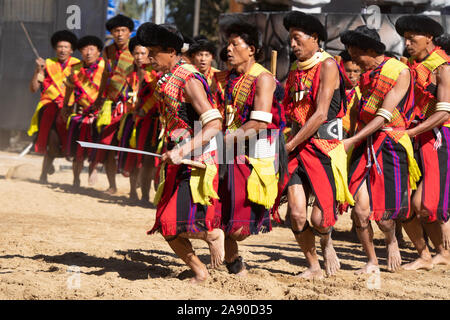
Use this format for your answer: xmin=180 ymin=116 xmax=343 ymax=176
xmin=402 ymin=257 xmax=434 ymax=271
xmin=105 ymin=187 xmax=117 ymax=195
xmin=206 ymin=229 xmax=225 ymax=269
xmin=441 ymin=222 xmax=450 ymax=250
xmin=88 ymin=168 xmax=98 ymax=186
xmin=432 ymin=252 xmax=450 ymax=265
xmin=298 ymin=267 xmax=324 ymax=280
xmin=386 ymin=240 xmax=402 ymax=272
xmin=320 ymin=238 xmax=341 ymax=277
xmin=73 ymin=177 xmax=81 ymax=188
xmin=355 ymin=262 xmax=379 ymax=275
xmin=190 ymin=267 xmax=208 ymax=284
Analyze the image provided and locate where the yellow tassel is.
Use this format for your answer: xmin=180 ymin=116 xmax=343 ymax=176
xmin=116 ymin=112 xmax=130 ymax=141
xmin=129 ymin=126 xmax=137 ymax=149
xmin=328 ymin=143 xmax=355 ymax=206
xmin=66 ymin=113 xmax=77 ymax=130
xmin=246 ymin=157 xmax=278 ymax=209
xmin=153 ymin=163 xmax=166 ymax=206
xmin=190 ymin=164 xmax=219 ymax=205
xmin=27 ymin=101 xmax=45 ymax=136
xmin=398 ymin=134 xmax=421 ymax=190
xmin=96 ymin=100 xmax=113 ymax=133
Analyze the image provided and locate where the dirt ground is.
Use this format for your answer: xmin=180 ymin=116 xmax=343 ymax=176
xmin=0 ymin=150 xmax=449 ymax=300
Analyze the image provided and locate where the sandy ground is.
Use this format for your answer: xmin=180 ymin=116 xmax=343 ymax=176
xmin=0 ymin=150 xmax=449 ymax=300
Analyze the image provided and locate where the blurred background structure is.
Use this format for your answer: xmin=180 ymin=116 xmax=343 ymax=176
xmin=0 ymin=0 xmax=448 ymax=150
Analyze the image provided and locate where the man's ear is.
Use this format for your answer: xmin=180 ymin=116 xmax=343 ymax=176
xmin=249 ymin=45 xmax=256 ymax=57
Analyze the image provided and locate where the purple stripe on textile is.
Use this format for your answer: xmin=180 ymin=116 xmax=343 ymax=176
xmin=386 ymin=139 xmax=401 ymax=218
xmin=441 ymin=127 xmax=450 ymax=221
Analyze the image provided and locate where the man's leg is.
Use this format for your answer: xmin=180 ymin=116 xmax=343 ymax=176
xmin=422 ymin=219 xmax=450 ymax=266
xmin=352 ymin=182 xmax=379 ymax=274
xmin=181 ymin=230 xmax=225 ymax=269
xmin=441 ymin=220 xmax=450 ymax=250
xmin=72 ymin=159 xmax=83 ymax=187
xmin=401 ymin=182 xmax=434 ymax=270
xmin=129 ymin=167 xmax=139 ymax=200
xmin=140 ymin=155 xmax=155 ymax=202
xmin=310 ymin=205 xmax=340 ymax=277
xmin=376 ymin=219 xmax=402 ymax=272
xmin=105 ymin=150 xmax=117 ymax=194
xmin=88 ymin=162 xmax=98 ymax=186
xmin=224 ymin=227 xmax=249 ymax=276
xmin=40 ymin=129 xmax=59 ymax=183
xmin=288 ymin=184 xmax=323 ymax=279
xmin=164 ymin=235 xmax=209 ymax=283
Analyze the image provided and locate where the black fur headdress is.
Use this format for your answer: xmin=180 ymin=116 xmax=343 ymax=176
xmin=283 ymin=11 xmax=327 ymax=42
xmin=340 ymin=25 xmax=386 ymax=54
xmin=50 ymin=30 xmax=78 ymax=49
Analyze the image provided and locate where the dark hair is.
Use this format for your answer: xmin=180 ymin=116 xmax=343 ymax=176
xmin=224 ymin=19 xmax=262 ymax=60
xmin=435 ymin=34 xmax=450 ymax=55
xmin=339 ymin=50 xmax=352 ymax=62
xmin=106 ymin=14 xmax=134 ymax=32
xmin=136 ymin=22 xmax=184 ymax=54
xmin=51 ymin=30 xmax=78 ymax=50
xmin=77 ymin=35 xmax=103 ymax=51
xmin=219 ymin=46 xmax=228 ymax=62
xmin=341 ymin=26 xmax=385 ymax=55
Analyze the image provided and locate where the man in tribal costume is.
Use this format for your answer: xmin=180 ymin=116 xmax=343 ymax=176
xmin=280 ymin=11 xmax=353 ymax=279
xmin=63 ymin=36 xmax=105 ymax=187
xmin=341 ymin=25 xmax=419 ymax=273
xmin=213 ymin=19 xmax=287 ymax=276
xmin=91 ymin=14 xmax=135 ymax=193
xmin=28 ymin=30 xmax=79 ymax=183
xmin=395 ymin=15 xmax=450 ymax=270
xmin=116 ymin=36 xmax=160 ymax=203
xmin=137 ymin=22 xmax=225 ymax=283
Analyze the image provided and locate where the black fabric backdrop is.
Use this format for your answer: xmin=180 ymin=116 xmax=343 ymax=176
xmin=0 ymin=0 xmax=107 ymax=131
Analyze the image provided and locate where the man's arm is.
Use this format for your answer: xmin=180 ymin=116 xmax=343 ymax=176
xmin=226 ymin=72 xmax=276 ymax=144
xmin=162 ymin=77 xmax=222 ymax=164
xmin=285 ymin=58 xmax=338 ymax=153
xmin=343 ymin=68 xmax=411 ymax=151
xmin=30 ymin=57 xmax=45 ymax=93
xmin=406 ymin=64 xmax=450 ymax=138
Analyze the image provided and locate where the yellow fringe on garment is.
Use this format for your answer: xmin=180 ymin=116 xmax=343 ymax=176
xmin=327 ymin=143 xmax=355 ymax=205
xmin=27 ymin=101 xmax=45 ymax=136
xmin=153 ymin=163 xmax=166 ymax=206
xmin=398 ymin=133 xmax=421 ymax=190
xmin=129 ymin=126 xmax=137 ymax=149
xmin=66 ymin=113 xmax=77 ymax=130
xmin=246 ymin=157 xmax=278 ymax=209
xmin=116 ymin=112 xmax=130 ymax=141
xmin=189 ymin=164 xmax=219 ymax=205
xmin=96 ymin=99 xmax=113 ymax=133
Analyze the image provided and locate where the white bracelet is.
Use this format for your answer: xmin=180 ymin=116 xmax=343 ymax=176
xmin=199 ymin=109 xmax=222 ymax=127
xmin=435 ymin=102 xmax=450 ymax=113
xmin=250 ymin=111 xmax=273 ymax=123
xmin=376 ymin=108 xmax=393 ymax=122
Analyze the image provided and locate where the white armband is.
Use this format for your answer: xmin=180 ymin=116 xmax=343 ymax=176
xmin=375 ymin=108 xmax=393 ymax=122
xmin=435 ymin=102 xmax=450 ymax=113
xmin=199 ymin=109 xmax=222 ymax=127
xmin=250 ymin=111 xmax=273 ymax=123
